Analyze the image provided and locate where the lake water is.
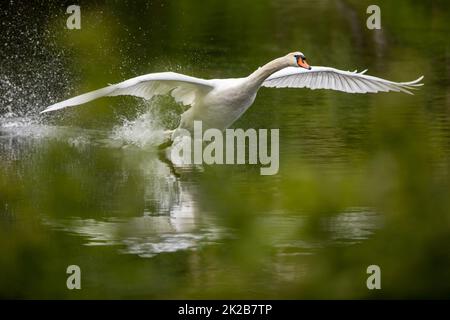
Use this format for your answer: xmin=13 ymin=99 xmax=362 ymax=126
xmin=1 ymin=0 xmax=449 ymax=298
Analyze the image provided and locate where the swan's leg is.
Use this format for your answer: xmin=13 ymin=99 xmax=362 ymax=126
xmin=158 ymin=129 xmax=175 ymax=150
xmin=157 ymin=130 xmax=180 ymax=178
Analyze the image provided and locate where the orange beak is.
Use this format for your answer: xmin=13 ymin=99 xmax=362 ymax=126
xmin=298 ymin=58 xmax=311 ymax=70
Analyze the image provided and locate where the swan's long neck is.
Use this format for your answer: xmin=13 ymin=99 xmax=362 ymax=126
xmin=246 ymin=56 xmax=290 ymax=89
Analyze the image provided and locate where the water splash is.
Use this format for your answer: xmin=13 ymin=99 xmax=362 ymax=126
xmin=0 ymin=115 xmax=57 ymax=139
xmin=110 ymin=105 xmax=169 ymax=148
xmin=0 ymin=2 xmax=175 ymax=149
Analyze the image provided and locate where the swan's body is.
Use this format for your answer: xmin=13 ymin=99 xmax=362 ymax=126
xmin=41 ymin=52 xmax=423 ymax=141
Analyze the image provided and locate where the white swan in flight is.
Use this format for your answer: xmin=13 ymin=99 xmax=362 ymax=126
xmin=41 ymin=52 xmax=423 ymax=141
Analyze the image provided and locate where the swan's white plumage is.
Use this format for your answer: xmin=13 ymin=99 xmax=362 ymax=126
xmin=41 ymin=52 xmax=424 ymax=138
xmin=263 ymin=66 xmax=424 ymax=94
xmin=41 ymin=72 xmax=214 ymax=113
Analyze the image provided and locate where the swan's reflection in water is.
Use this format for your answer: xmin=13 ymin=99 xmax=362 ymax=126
xmin=1 ymin=119 xmax=382 ymax=259
xmin=43 ymin=156 xmax=228 ymax=258
xmin=46 ymin=216 xmax=225 ymax=258
xmin=45 ymin=208 xmax=381 ymax=257
xmin=44 ymin=157 xmax=382 ymax=258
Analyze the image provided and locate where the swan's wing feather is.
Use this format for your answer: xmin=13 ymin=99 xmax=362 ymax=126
xmin=41 ymin=72 xmax=214 ymax=113
xmin=262 ymin=66 xmax=424 ymax=95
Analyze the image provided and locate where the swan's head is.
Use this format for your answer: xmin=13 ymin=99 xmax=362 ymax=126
xmin=287 ymin=52 xmax=311 ymax=70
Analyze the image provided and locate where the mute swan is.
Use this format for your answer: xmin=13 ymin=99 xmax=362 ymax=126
xmin=41 ymin=52 xmax=423 ymax=141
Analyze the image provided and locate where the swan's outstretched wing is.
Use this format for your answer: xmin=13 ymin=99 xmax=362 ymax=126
xmin=262 ymin=66 xmax=424 ymax=94
xmin=41 ymin=72 xmax=215 ymax=113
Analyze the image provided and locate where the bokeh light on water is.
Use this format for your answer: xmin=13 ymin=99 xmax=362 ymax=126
xmin=0 ymin=0 xmax=449 ymax=298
